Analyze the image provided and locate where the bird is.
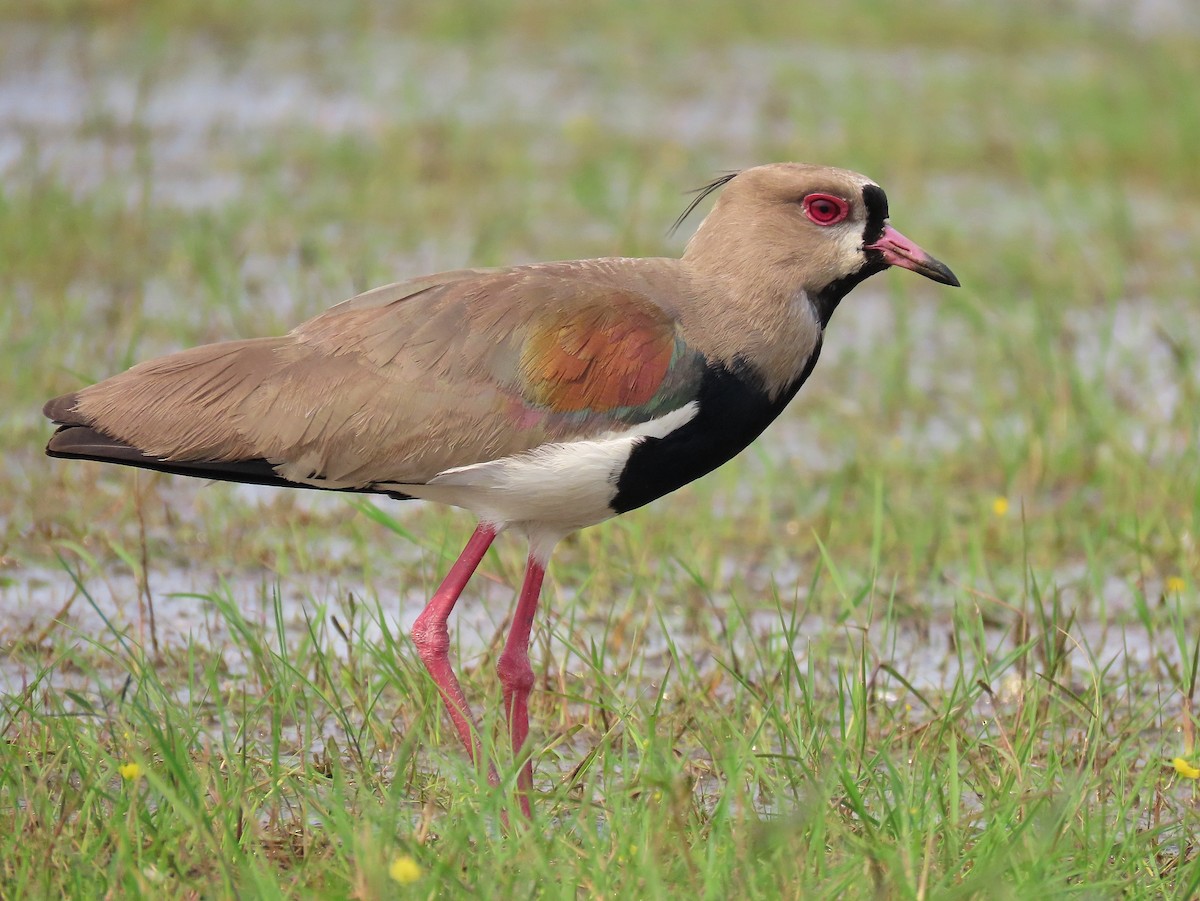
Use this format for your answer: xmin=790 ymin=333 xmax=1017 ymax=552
xmin=43 ymin=162 xmax=959 ymax=817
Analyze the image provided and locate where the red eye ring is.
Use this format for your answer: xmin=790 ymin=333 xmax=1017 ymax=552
xmin=802 ymin=193 xmax=849 ymax=226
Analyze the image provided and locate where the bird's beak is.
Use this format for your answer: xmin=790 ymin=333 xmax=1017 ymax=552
xmin=865 ymin=225 xmax=960 ymax=287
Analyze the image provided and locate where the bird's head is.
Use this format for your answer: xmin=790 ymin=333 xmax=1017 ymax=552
xmin=679 ymin=163 xmax=958 ymax=323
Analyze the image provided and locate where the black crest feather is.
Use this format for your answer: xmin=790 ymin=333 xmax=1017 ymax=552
xmin=668 ymin=170 xmax=740 ymax=237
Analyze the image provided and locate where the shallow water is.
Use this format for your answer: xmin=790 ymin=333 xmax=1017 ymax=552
xmin=2 ymin=542 xmax=1182 ymax=706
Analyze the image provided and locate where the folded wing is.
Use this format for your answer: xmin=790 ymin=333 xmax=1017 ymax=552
xmin=46 ymin=260 xmax=708 ymax=493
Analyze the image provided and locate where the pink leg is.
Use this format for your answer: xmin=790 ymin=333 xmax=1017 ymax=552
xmin=410 ymin=524 xmax=500 ymax=785
xmin=496 ymin=555 xmax=547 ymax=818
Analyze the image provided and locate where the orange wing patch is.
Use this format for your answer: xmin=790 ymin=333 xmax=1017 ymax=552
xmin=520 ymin=297 xmax=677 ymax=413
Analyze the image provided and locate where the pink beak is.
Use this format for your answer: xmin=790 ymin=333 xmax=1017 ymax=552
xmin=865 ymin=225 xmax=960 ymax=287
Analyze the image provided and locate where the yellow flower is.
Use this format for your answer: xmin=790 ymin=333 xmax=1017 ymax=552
xmin=119 ymin=762 xmax=143 ymax=781
xmin=1172 ymin=757 xmax=1200 ymax=779
xmin=1166 ymin=576 xmax=1186 ymax=594
xmin=992 ymin=497 xmax=1009 ymax=517
xmin=389 ymin=855 xmax=422 ymax=885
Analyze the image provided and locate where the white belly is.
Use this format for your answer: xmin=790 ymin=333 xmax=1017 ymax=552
xmin=384 ymin=402 xmax=700 ymax=534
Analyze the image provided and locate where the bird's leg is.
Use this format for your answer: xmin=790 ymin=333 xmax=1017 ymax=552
xmin=410 ymin=523 xmax=500 ymax=786
xmin=496 ymin=553 xmax=547 ymax=818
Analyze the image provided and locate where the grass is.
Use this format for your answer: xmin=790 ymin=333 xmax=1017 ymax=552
xmin=3 ymin=0 xmax=1200 ymax=897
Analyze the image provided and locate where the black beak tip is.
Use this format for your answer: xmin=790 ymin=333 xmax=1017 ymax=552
xmin=925 ymin=258 xmax=960 ymax=288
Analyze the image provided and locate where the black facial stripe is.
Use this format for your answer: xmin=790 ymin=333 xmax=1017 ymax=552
xmin=861 ymin=184 xmax=889 ymax=246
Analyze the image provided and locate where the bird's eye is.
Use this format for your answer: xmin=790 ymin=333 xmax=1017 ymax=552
xmin=802 ymin=193 xmax=849 ymax=226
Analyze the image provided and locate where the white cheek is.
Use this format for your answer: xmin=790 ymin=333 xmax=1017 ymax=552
xmin=833 ymin=224 xmax=868 ymax=277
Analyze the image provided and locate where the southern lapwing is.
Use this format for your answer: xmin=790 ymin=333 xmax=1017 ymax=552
xmin=43 ymin=163 xmax=959 ymax=817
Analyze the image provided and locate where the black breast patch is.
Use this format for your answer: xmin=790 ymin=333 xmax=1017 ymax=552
xmin=611 ymin=349 xmax=821 ymax=513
